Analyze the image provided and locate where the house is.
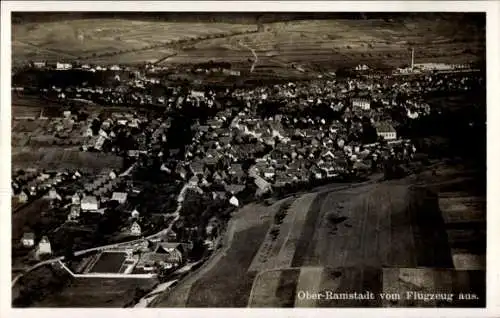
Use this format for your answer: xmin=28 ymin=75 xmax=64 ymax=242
xmin=190 ymin=161 xmax=205 ymax=176
xmin=81 ymin=195 xmax=99 ymax=211
xmin=109 ymin=170 xmax=117 ymax=180
xmin=191 ymin=90 xmax=205 ymax=99
xmin=352 ymin=98 xmax=371 ymax=110
xmin=225 ymin=184 xmax=246 ymax=195
xmin=33 ymin=61 xmax=46 ymax=68
xmin=131 ymin=209 xmax=140 ymax=219
xmin=111 ymin=192 xmax=128 ymax=204
xmin=35 ymin=236 xmax=52 ymax=259
xmin=229 ymin=163 xmax=244 ymax=179
xmin=263 ymin=167 xmax=276 ymax=180
xmin=56 ymin=62 xmax=72 ymax=70
xmin=311 ymin=166 xmax=323 ymax=180
xmin=229 ymin=195 xmax=239 ymax=207
xmin=207 ymin=119 xmax=223 ymax=129
xmin=254 ymin=175 xmax=272 ymax=196
xmin=18 ymin=190 xmax=29 ymax=203
xmin=375 ymin=122 xmax=397 ymax=140
xmin=176 ymin=165 xmax=188 ymax=180
xmin=136 ymin=242 xmax=185 ymax=270
xmin=21 ymin=232 xmax=35 ymax=248
xmin=48 ymin=188 xmax=62 ymax=200
xmin=274 ymin=173 xmax=291 ymax=187
xmin=130 ymin=222 xmax=142 ymax=236
xmin=68 ymin=205 xmax=81 ymax=221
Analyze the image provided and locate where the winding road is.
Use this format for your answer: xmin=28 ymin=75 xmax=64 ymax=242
xmin=11 ymin=181 xmax=201 ymax=287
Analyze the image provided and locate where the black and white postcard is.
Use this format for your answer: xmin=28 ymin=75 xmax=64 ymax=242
xmin=1 ymin=1 xmax=499 ymax=317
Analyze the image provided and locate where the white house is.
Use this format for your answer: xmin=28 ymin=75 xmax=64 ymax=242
xmin=111 ymin=192 xmax=128 ymax=204
xmin=131 ymin=209 xmax=140 ymax=219
xmin=35 ymin=236 xmax=52 ymax=259
xmin=56 ymin=62 xmax=72 ymax=70
xmin=191 ymin=90 xmax=205 ymax=99
xmin=352 ymin=98 xmax=371 ymax=110
xmin=33 ymin=61 xmax=46 ymax=68
xmin=375 ymin=122 xmax=397 ymax=140
xmin=81 ymin=195 xmax=99 ymax=211
xmin=21 ymin=232 xmax=35 ymax=248
xmin=130 ymin=222 xmax=142 ymax=236
xmin=229 ymin=195 xmax=239 ymax=207
xmin=71 ymin=193 xmax=81 ymax=205
xmin=18 ymin=190 xmax=29 ymax=203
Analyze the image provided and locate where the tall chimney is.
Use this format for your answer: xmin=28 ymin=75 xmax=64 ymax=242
xmin=411 ymin=48 xmax=415 ymax=70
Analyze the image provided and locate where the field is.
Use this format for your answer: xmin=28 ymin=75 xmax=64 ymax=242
xmin=12 ymin=17 xmax=484 ymax=69
xmin=154 ymin=163 xmax=485 ymax=307
xmin=166 ymin=19 xmax=484 ymax=70
xmin=31 ymin=275 xmax=158 ymax=307
xmin=12 ymin=19 xmax=256 ymax=62
xmin=88 ymin=252 xmax=127 ymax=273
xmin=12 ymin=148 xmax=123 ymax=173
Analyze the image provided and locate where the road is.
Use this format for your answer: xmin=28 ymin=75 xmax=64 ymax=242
xmin=11 ymin=181 xmax=199 ymax=287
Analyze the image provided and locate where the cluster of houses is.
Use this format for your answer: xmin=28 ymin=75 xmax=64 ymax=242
xmin=31 ymin=61 xmax=125 ymax=72
xmin=12 ymin=169 xmax=78 ymax=206
xmin=20 ymin=233 xmax=52 ymax=260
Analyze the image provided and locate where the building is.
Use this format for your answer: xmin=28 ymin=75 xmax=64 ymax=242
xmin=229 ymin=195 xmax=239 ymax=207
xmin=131 ymin=209 xmax=140 ymax=219
xmin=71 ymin=193 xmax=81 ymax=205
xmin=56 ymin=62 xmax=72 ymax=70
xmin=81 ymin=195 xmax=99 ymax=211
xmin=21 ymin=232 xmax=35 ymax=248
xmin=68 ymin=205 xmax=81 ymax=221
xmin=352 ymin=98 xmax=371 ymax=110
xmin=222 ymin=69 xmax=241 ymax=76
xmin=33 ymin=61 xmax=46 ymax=68
xmin=136 ymin=242 xmax=185 ymax=271
xmin=35 ymin=236 xmax=52 ymax=259
xmin=191 ymin=90 xmax=205 ymax=99
xmin=48 ymin=188 xmax=62 ymax=200
xmin=18 ymin=190 xmax=29 ymax=203
xmin=130 ymin=222 xmax=142 ymax=236
xmin=111 ymin=192 xmax=128 ymax=204
xmin=375 ymin=122 xmax=397 ymax=140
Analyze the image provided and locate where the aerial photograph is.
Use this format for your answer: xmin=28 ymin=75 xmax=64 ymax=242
xmin=10 ymin=11 xmax=486 ymax=308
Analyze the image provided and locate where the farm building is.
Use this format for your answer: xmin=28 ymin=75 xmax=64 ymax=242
xmin=81 ymin=195 xmax=99 ymax=211
xmin=375 ymin=122 xmax=397 ymax=140
xmin=21 ymin=232 xmax=35 ymax=248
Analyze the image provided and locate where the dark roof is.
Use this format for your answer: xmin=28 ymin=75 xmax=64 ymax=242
xmin=375 ymin=122 xmax=396 ymax=133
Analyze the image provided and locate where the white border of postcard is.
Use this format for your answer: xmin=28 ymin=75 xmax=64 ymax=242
xmin=1 ymin=1 xmax=499 ymax=318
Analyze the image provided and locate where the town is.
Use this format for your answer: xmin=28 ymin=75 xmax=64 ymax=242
xmin=9 ymin=12 xmax=486 ymax=309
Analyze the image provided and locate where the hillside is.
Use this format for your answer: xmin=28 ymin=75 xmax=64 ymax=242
xmin=12 ymin=14 xmax=485 ymax=69
xmin=153 ymin=165 xmax=485 ymax=308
